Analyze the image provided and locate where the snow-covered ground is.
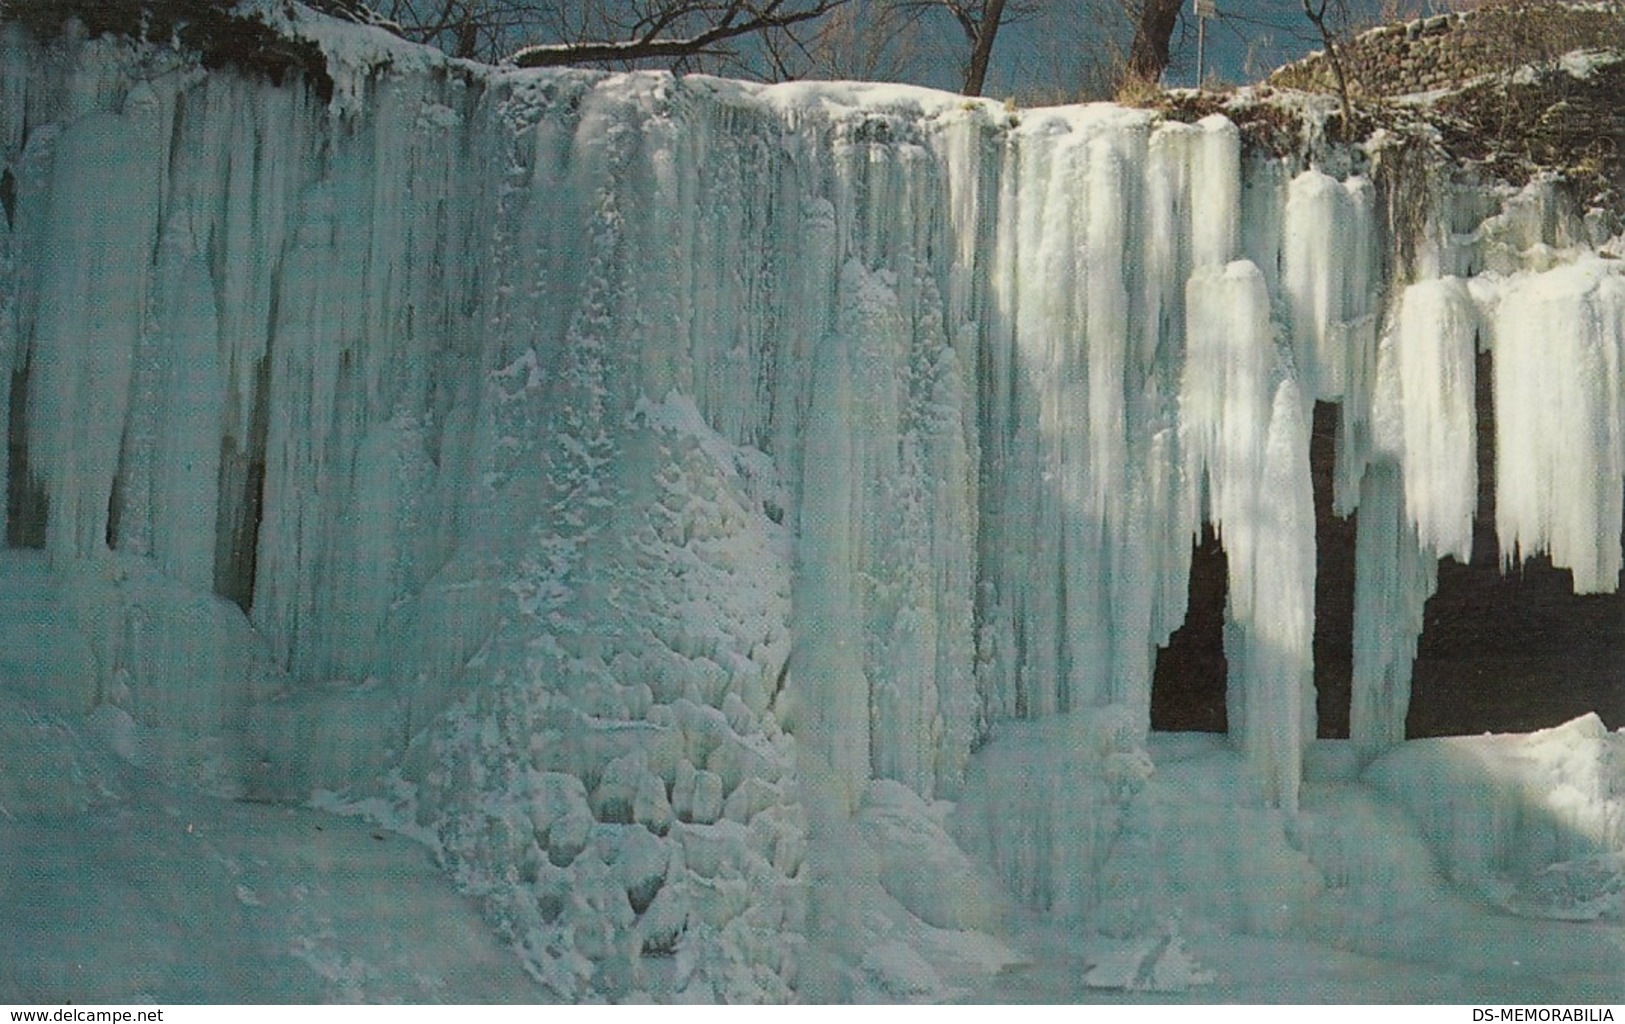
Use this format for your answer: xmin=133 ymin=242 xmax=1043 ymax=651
xmin=0 ymin=4 xmax=1620 ymax=1003
xmin=1 ymin=535 xmax=1617 ymax=1002
xmin=4 ymin=660 xmax=1620 ymax=1002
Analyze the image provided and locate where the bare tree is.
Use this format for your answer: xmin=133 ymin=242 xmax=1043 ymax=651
xmin=958 ymin=0 xmax=1006 ymax=94
xmin=896 ymin=0 xmax=1041 ymax=96
xmin=910 ymin=0 xmax=1205 ymax=103
xmin=381 ymin=0 xmax=553 ymax=60
xmin=797 ymin=1 xmax=928 ymax=82
xmin=1016 ymin=0 xmax=1135 ymax=103
xmin=1301 ymin=0 xmax=1355 ymax=137
xmin=1122 ymin=0 xmax=1183 ymax=84
xmin=372 ymin=0 xmax=1195 ymax=100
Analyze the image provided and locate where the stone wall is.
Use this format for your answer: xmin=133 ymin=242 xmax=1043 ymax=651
xmin=1269 ymin=3 xmax=1625 ymax=97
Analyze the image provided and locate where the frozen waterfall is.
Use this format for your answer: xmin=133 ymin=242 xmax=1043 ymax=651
xmin=0 ymin=7 xmax=1621 ymax=1001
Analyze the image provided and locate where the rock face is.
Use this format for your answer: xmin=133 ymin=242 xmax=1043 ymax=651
xmin=1270 ymin=4 xmax=1625 ymax=98
xmin=1266 ymin=3 xmax=1625 ymax=220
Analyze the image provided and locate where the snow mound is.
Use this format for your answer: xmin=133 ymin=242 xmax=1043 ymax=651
xmin=1084 ymin=926 xmax=1217 ymax=992
xmin=1095 ymin=735 xmax=1327 ymax=937
xmin=0 ymin=690 xmax=100 ymax=816
xmin=855 ymin=779 xmax=1003 ymax=933
xmin=1366 ymin=714 xmax=1625 ymax=919
xmin=953 ymin=707 xmax=1154 ymax=921
xmin=409 ymin=394 xmax=802 ymax=1002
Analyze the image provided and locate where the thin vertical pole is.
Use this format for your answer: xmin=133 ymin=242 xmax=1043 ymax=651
xmin=1197 ymin=12 xmax=1206 ymax=87
xmin=1194 ymin=0 xmax=1216 ymax=88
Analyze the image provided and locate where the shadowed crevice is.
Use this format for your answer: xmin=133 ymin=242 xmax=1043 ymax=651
xmin=1152 ymin=522 xmax=1229 ymax=733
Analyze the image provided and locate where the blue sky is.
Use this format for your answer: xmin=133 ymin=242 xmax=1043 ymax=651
xmin=440 ymin=0 xmax=1455 ymax=96
xmin=913 ymin=0 xmax=1449 ymax=97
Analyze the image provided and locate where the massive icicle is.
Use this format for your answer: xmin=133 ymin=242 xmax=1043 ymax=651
xmin=1383 ymin=277 xmax=1479 ymax=564
xmin=1284 ymin=169 xmax=1377 ymax=403
xmin=1491 ymin=257 xmax=1625 ymax=594
xmin=1348 ymin=462 xmax=1437 ymax=759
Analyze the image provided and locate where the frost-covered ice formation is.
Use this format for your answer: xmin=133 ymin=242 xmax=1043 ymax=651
xmin=0 ymin=4 xmax=1620 ymax=1003
xmin=1367 ymin=713 xmax=1625 ymax=921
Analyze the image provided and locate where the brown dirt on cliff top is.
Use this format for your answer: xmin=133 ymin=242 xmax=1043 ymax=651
xmin=1267 ymin=1 xmax=1625 ymax=213
xmin=1 ymin=0 xmax=338 ymax=103
xmin=1431 ymin=55 xmax=1625 ymax=212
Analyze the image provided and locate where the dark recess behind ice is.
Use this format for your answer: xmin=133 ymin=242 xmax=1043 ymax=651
xmin=1153 ymin=368 xmax=1624 ymax=738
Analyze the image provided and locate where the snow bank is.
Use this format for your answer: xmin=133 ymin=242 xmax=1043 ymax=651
xmin=953 ymin=707 xmax=1152 ymax=919
xmin=1367 ymin=714 xmax=1625 ymax=922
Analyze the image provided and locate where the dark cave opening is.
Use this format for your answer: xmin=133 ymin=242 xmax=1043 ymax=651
xmin=1311 ymin=400 xmax=1357 ymax=740
xmin=1406 ymin=349 xmax=1625 ymax=736
xmin=212 ymin=356 xmax=271 ymax=613
xmin=1153 ymin=379 xmax=1623 ymax=740
xmin=1304 ymin=369 xmax=1625 ymax=740
xmin=1308 ymin=352 xmax=1623 ymax=739
xmin=1151 ymin=522 xmax=1229 ymax=733
xmin=1151 ymin=400 xmax=1358 ymax=737
xmin=1409 ymin=547 xmax=1625 ymax=736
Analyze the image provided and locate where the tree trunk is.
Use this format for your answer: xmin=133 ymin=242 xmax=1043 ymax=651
xmin=1126 ymin=0 xmax=1184 ymax=84
xmin=455 ymin=17 xmax=479 ymax=59
xmin=961 ymin=0 xmax=1007 ymax=96
xmin=1302 ymin=0 xmax=1355 ymax=140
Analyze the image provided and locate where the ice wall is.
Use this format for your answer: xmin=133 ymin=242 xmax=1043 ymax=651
xmin=0 ymin=6 xmax=1622 ymax=998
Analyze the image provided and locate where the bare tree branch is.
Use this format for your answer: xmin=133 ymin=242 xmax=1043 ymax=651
xmin=890 ymin=0 xmax=1032 ymax=95
xmin=1302 ymin=0 xmax=1356 ymax=138
xmin=508 ymin=0 xmax=848 ymax=68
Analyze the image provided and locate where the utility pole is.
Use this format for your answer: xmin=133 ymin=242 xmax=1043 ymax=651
xmin=1195 ymin=0 xmax=1216 ymax=87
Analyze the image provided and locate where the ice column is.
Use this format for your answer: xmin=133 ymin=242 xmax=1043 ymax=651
xmin=1348 ymin=462 xmax=1437 ymax=758
xmin=1191 ymin=116 xmax=1241 ymax=270
xmin=1389 ymin=278 xmax=1479 ymax=563
xmin=1240 ymin=378 xmax=1316 ymax=813
xmin=1185 ymin=261 xmax=1316 ymax=811
xmin=145 ymin=210 xmax=226 ymax=591
xmin=1283 ymin=169 xmax=1377 ymax=403
xmin=1343 ymin=276 xmax=1478 ymax=755
xmin=1493 ymin=258 xmax=1625 ymax=594
xmin=794 ymin=277 xmax=871 ymax=818
xmin=28 ymin=92 xmax=163 ymax=561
